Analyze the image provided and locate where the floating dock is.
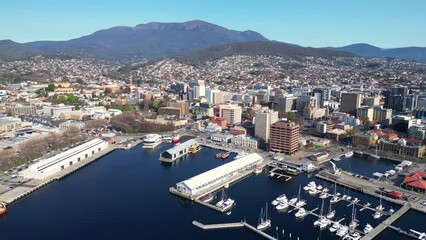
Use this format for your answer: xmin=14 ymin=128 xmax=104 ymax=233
xmin=159 ymin=139 xmax=198 ymax=162
xmin=193 ymin=220 xmax=277 ymax=240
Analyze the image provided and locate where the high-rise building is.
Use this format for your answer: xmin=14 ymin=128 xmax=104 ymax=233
xmin=373 ymin=106 xmax=393 ymax=124
xmin=296 ymin=95 xmax=317 ymax=115
xmin=356 ymin=106 xmax=374 ymax=120
xmin=340 ymin=92 xmax=362 ymax=115
xmin=406 ymin=94 xmax=418 ymax=110
xmin=254 ymin=110 xmax=279 ymax=142
xmin=205 ymin=88 xmax=219 ymax=104
xmin=363 ymin=96 xmax=380 ymax=107
xmin=220 ymin=105 xmax=242 ymax=126
xmin=269 ymin=120 xmax=300 ymax=154
xmin=189 ymin=80 xmax=205 ymax=99
xmin=313 ymin=87 xmax=331 ymax=108
xmin=167 ymin=100 xmax=190 ymax=117
xmin=383 ymin=86 xmax=409 ymax=112
xmin=277 ymin=94 xmax=297 ymax=117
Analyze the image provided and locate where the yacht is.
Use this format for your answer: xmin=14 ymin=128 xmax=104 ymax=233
xmin=370 ymin=146 xmax=380 ymax=159
xmin=295 ymin=208 xmax=307 ymax=218
xmin=336 ymin=225 xmax=349 ymax=237
xmin=256 ymin=204 xmax=271 ymax=231
xmin=276 ymin=194 xmax=287 ymax=202
xmin=142 ymin=134 xmax=162 ymax=149
xmin=326 ymin=202 xmax=336 ymax=219
xmin=319 ymin=192 xmax=329 ymax=199
xmin=288 ymin=197 xmax=298 ymax=205
xmin=376 ymin=197 xmax=385 ymax=211
xmin=309 ymin=189 xmax=320 ymax=195
xmin=215 ymin=189 xmax=235 ymax=212
xmin=329 ymin=222 xmax=341 ymax=233
xmin=162 ymin=135 xmax=172 ymax=143
xmin=295 ymin=185 xmax=306 ymax=207
xmin=389 ymin=208 xmax=395 ymax=215
xmin=364 ymin=223 xmax=373 ymax=234
xmin=345 ymin=151 xmax=354 ymax=158
xmin=330 ymin=196 xmax=340 ymax=203
xmin=343 ymin=231 xmax=361 ymax=240
xmin=271 ymin=200 xmax=279 ymax=206
xmin=316 ymin=185 xmax=323 ymax=190
xmin=276 ymin=201 xmax=289 ymax=211
xmin=373 ymin=211 xmax=382 ymax=219
xmin=349 ymin=204 xmax=358 ymax=229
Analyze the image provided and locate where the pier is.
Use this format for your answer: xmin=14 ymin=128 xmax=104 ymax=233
xmin=159 ymin=139 xmax=199 ymax=162
xmin=192 ymin=220 xmax=277 ymax=240
xmin=361 ymin=204 xmax=411 ymax=240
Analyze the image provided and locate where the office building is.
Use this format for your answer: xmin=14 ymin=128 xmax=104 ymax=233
xmin=254 ymin=110 xmax=278 ymax=142
xmin=340 ymin=92 xmax=362 ymax=115
xmin=6 ymin=105 xmax=37 ymax=117
xmin=373 ymin=106 xmax=393 ymax=124
xmin=269 ymin=120 xmax=300 ymax=154
xmin=356 ymin=106 xmax=374 ymax=120
xmin=220 ymin=105 xmax=242 ymax=126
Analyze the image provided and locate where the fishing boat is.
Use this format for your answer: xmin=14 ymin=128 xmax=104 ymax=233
xmin=162 ymin=135 xmax=172 ymax=143
xmin=215 ymin=189 xmax=235 ymax=212
xmin=0 ymin=202 xmax=6 ymax=215
xmin=256 ymin=204 xmax=271 ymax=231
xmin=253 ymin=166 xmax=263 ymax=174
xmin=188 ymin=143 xmax=202 ymax=153
xmin=215 ymin=153 xmax=222 ymax=159
xmin=221 ymin=152 xmax=230 ymax=159
xmin=364 ymin=224 xmax=373 ymax=234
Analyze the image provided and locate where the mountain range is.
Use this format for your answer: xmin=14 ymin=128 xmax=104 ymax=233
xmin=328 ymin=43 xmax=426 ymax=62
xmin=0 ymin=20 xmax=425 ymax=62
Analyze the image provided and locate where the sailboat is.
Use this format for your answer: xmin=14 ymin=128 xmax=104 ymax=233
xmin=257 ymin=203 xmax=271 ymax=231
xmin=371 ymin=146 xmax=380 ymax=159
xmin=326 ymin=201 xmax=336 ymax=219
xmin=314 ymin=199 xmax=331 ymax=230
xmin=295 ymin=185 xmax=306 ymax=207
xmin=215 ymin=189 xmax=235 ymax=212
xmin=376 ymin=197 xmax=385 ymax=211
xmin=349 ymin=204 xmax=358 ymax=229
xmin=330 ymin=182 xmax=340 ymax=203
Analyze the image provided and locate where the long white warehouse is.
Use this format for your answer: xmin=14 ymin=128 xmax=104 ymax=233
xmin=175 ymin=153 xmax=262 ymax=197
xmin=20 ymin=138 xmax=109 ymax=179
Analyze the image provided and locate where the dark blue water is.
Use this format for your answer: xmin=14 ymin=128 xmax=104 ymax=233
xmin=0 ymin=145 xmax=424 ymax=240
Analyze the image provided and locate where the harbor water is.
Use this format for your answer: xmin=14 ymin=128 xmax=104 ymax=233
xmin=0 ymin=144 xmax=424 ymax=240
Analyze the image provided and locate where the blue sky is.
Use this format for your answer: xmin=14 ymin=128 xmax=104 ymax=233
xmin=0 ymin=0 xmax=425 ymax=48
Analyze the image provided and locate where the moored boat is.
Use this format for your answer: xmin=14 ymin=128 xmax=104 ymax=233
xmin=345 ymin=151 xmax=354 ymax=158
xmin=171 ymin=135 xmax=180 ymax=144
xmin=0 ymin=202 xmax=7 ymax=215
xmin=256 ymin=204 xmax=271 ymax=231
xmin=188 ymin=143 xmax=201 ymax=153
xmin=363 ymin=223 xmax=373 ymax=234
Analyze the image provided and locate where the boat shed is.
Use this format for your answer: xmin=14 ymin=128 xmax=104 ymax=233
xmin=175 ymin=153 xmax=263 ymax=197
xmin=159 ymin=139 xmax=198 ymax=162
xmin=20 ymin=138 xmax=108 ymax=179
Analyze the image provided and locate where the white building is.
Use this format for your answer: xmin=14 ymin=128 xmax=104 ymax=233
xmin=43 ymin=104 xmax=75 ymax=117
xmin=175 ymin=153 xmax=263 ymax=197
xmin=210 ymin=133 xmax=233 ymax=143
xmin=254 ymin=110 xmax=278 ymax=142
xmin=232 ymin=135 xmax=258 ymax=148
xmin=204 ymin=124 xmax=222 ymax=133
xmin=20 ymin=138 xmax=109 ymax=179
xmin=159 ymin=139 xmax=198 ymax=162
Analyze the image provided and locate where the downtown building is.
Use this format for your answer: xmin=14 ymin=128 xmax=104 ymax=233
xmin=254 ymin=110 xmax=278 ymax=142
xmin=269 ymin=120 xmax=300 ymax=155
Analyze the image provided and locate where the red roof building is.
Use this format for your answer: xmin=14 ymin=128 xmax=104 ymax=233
xmin=369 ymin=130 xmax=399 ymax=141
xmin=401 ymin=171 xmax=426 ymax=193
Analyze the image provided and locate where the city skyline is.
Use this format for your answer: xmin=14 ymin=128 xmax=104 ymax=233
xmin=0 ymin=0 xmax=425 ymax=48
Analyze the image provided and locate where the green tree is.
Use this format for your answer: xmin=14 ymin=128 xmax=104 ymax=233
xmin=68 ymin=94 xmax=79 ymax=103
xmin=363 ymin=117 xmax=371 ymax=131
xmin=46 ymin=84 xmax=55 ymax=92
xmin=285 ymin=112 xmax=296 ymax=122
xmin=58 ymin=95 xmax=67 ymax=103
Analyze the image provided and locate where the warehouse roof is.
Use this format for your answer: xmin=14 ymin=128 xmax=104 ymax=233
xmin=178 ymin=153 xmax=262 ymax=193
xmin=163 ymin=139 xmax=198 ymax=155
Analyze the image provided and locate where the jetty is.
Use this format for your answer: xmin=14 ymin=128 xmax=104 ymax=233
xmin=361 ymin=204 xmax=411 ymax=240
xmin=193 ymin=220 xmax=277 ymax=240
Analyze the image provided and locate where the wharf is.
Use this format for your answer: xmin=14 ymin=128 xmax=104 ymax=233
xmin=361 ymin=204 xmax=411 ymax=240
xmin=193 ymin=220 xmax=277 ymax=240
xmin=0 ymin=145 xmax=118 ymax=205
xmin=386 ymin=225 xmax=425 ymax=239
xmin=198 ymin=142 xmax=239 ymax=154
